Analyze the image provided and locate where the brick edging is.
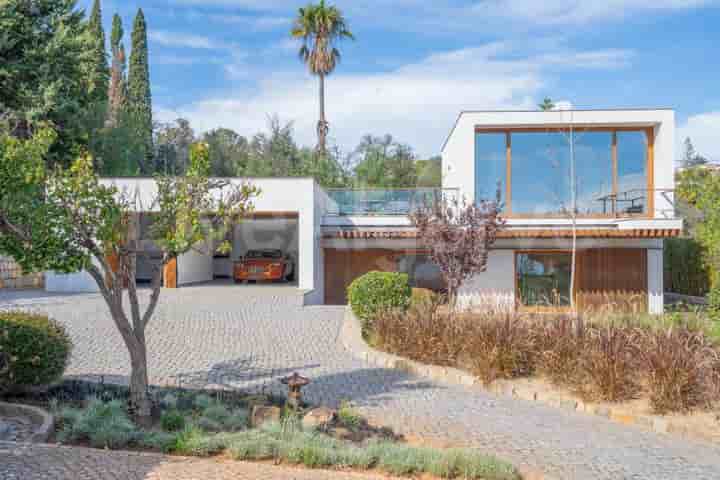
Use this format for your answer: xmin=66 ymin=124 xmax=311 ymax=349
xmin=340 ymin=308 xmax=718 ymax=446
xmin=0 ymin=401 xmax=55 ymax=443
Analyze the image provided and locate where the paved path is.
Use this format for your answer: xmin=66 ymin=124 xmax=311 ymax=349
xmin=2 ymin=287 xmax=720 ymax=479
xmin=0 ymin=441 xmax=389 ymax=480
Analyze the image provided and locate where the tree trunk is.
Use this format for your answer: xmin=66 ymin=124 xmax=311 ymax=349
xmin=128 ymin=335 xmax=152 ymax=425
xmin=317 ymin=73 xmax=327 ymax=154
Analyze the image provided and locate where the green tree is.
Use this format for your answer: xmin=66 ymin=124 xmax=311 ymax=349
xmin=127 ymin=8 xmax=153 ymax=173
xmin=203 ymin=128 xmax=249 ymax=177
xmin=87 ymin=0 xmax=109 ymax=105
xmin=0 ymin=129 xmax=258 ymax=420
xmin=154 ymin=118 xmax=195 ymax=174
xmin=416 ymin=156 xmax=442 ymax=187
xmin=0 ymin=0 xmax=93 ymax=167
xmin=108 ymin=13 xmax=127 ymax=127
xmin=352 ymin=134 xmax=418 ymax=188
xmin=245 ymin=116 xmax=300 ymax=177
xmin=539 ymin=98 xmax=555 ymax=111
xmin=677 ymin=167 xmax=720 ymax=314
xmin=291 ymin=0 xmax=353 ymax=154
xmin=681 ymin=137 xmax=708 ymax=168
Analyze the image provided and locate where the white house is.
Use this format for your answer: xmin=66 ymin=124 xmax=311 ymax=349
xmin=47 ymin=109 xmax=682 ymax=314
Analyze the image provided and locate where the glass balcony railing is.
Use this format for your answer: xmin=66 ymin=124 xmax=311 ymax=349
xmin=325 ymin=188 xmax=459 ymax=216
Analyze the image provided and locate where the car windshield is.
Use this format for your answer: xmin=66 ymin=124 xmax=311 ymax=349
xmin=246 ymin=250 xmax=282 ymax=259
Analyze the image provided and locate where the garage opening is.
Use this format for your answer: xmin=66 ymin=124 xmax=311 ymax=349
xmin=212 ymin=213 xmax=299 ymax=286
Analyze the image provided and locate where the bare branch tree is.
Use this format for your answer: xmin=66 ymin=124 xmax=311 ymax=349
xmin=410 ymin=190 xmax=505 ymax=308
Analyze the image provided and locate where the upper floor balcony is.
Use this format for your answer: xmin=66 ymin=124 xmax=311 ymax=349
xmin=324 ymin=188 xmax=459 ymax=216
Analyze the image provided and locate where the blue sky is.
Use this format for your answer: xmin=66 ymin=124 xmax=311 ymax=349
xmin=79 ymin=0 xmax=720 ymax=161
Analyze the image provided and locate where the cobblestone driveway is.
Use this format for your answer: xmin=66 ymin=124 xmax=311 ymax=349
xmin=2 ymin=287 xmax=720 ymax=479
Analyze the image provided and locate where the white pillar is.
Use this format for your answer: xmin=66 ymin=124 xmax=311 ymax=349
xmin=648 ymin=247 xmax=664 ymax=314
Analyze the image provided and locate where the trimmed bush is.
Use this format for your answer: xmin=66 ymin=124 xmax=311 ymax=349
xmin=347 ymin=272 xmax=411 ymax=336
xmin=160 ymin=409 xmax=186 ymax=432
xmin=0 ymin=311 xmax=72 ymax=392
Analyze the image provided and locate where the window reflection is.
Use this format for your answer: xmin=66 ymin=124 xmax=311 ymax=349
xmin=511 ymin=132 xmax=570 ymax=215
xmin=474 ymin=133 xmax=506 ymax=205
xmin=516 ymin=252 xmax=572 ymax=307
xmin=574 ymin=131 xmax=613 ymax=215
xmin=617 ymin=131 xmax=648 ymax=215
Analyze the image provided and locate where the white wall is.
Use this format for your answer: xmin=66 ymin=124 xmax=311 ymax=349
xmin=178 ymin=236 xmax=213 ymax=286
xmin=45 ymin=270 xmax=99 ymax=293
xmin=457 ymin=250 xmax=515 ymax=312
xmin=648 ymin=247 xmax=664 ymax=314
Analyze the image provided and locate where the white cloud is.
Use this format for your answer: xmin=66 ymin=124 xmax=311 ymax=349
xmin=149 ymin=30 xmax=224 ymax=50
xmin=677 ymin=111 xmax=720 ymax=162
xmin=157 ymin=43 xmax=632 ymax=158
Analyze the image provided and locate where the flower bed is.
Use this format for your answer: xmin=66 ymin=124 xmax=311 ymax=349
xmin=36 ymin=383 xmax=519 ymax=480
xmin=371 ymin=299 xmax=720 ymax=415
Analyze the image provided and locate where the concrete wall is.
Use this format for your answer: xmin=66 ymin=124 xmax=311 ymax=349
xmin=178 ymin=231 xmax=213 ymax=286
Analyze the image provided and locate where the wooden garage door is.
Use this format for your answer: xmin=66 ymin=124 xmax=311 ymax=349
xmin=323 ymin=249 xmax=398 ymax=305
xmin=576 ymin=248 xmax=648 ymax=312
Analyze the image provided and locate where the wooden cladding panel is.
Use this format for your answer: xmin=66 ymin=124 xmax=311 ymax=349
xmin=163 ymin=258 xmax=177 ymax=289
xmin=323 ymin=249 xmax=398 ymax=305
xmin=576 ymin=248 xmax=647 ymax=293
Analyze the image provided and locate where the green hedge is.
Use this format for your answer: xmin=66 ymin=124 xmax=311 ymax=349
xmin=0 ymin=311 xmax=72 ymax=392
xmin=347 ymin=272 xmax=411 ymax=335
xmin=664 ymin=238 xmax=712 ymax=297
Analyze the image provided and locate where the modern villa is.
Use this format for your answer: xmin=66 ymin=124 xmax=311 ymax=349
xmin=46 ymin=109 xmax=681 ymax=314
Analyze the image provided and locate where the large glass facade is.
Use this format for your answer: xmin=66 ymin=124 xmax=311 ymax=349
xmin=475 ymin=127 xmax=650 ymax=217
xmin=574 ymin=131 xmax=614 ymax=215
xmin=617 ymin=131 xmax=649 ymax=215
xmin=511 ymin=132 xmax=571 ymax=215
xmin=474 ymin=133 xmax=506 ymax=205
xmin=516 ymin=252 xmax=572 ymax=307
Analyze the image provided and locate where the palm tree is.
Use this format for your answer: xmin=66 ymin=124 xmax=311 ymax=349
xmin=539 ymin=97 xmax=555 ymax=111
xmin=291 ymin=0 xmax=353 ymax=154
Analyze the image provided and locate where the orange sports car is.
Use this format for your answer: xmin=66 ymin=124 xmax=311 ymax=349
xmin=234 ymin=249 xmax=295 ymax=283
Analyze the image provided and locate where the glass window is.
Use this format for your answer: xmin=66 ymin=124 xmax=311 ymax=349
xmin=573 ymin=130 xmax=614 ymax=215
xmin=475 ymin=133 xmax=506 ymax=205
xmin=397 ymin=254 xmax=445 ymax=291
xmin=617 ymin=131 xmax=648 ymax=215
xmin=516 ymin=252 xmax=572 ymax=307
xmin=511 ymin=132 xmax=570 ymax=215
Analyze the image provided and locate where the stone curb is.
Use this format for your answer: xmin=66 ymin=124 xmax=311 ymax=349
xmin=0 ymin=401 xmax=55 ymax=443
xmin=340 ymin=308 xmax=719 ymax=447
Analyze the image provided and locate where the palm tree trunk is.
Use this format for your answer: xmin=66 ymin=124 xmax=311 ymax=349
xmin=317 ymin=73 xmax=327 ymax=154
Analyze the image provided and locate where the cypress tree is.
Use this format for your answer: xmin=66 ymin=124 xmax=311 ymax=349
xmin=108 ymin=13 xmax=127 ymax=126
xmin=128 ymin=8 xmax=154 ymax=173
xmin=87 ymin=0 xmax=109 ymax=104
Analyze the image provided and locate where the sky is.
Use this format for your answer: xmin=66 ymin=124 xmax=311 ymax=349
xmin=79 ymin=0 xmax=720 ymax=162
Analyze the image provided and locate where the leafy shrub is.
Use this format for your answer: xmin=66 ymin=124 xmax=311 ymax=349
xmin=196 ymin=416 xmax=223 ymax=433
xmin=575 ymin=326 xmax=639 ymax=402
xmin=638 ymin=328 xmax=720 ymax=413
xmin=202 ymin=404 xmax=231 ymax=423
xmin=347 ymin=272 xmax=411 ymax=336
xmin=0 ymin=311 xmax=72 ymax=392
xmin=463 ymin=313 xmax=535 ymax=385
xmin=337 ymin=401 xmax=361 ymax=430
xmin=137 ymin=431 xmax=179 ymax=452
xmin=160 ymin=409 xmax=186 ymax=432
xmin=228 ymin=430 xmax=279 ymax=460
xmin=57 ymin=398 xmax=138 ymax=449
xmin=193 ymin=394 xmax=214 ymax=410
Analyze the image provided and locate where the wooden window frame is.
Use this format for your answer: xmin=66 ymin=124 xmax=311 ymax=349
xmin=475 ymin=126 xmax=655 ymax=219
